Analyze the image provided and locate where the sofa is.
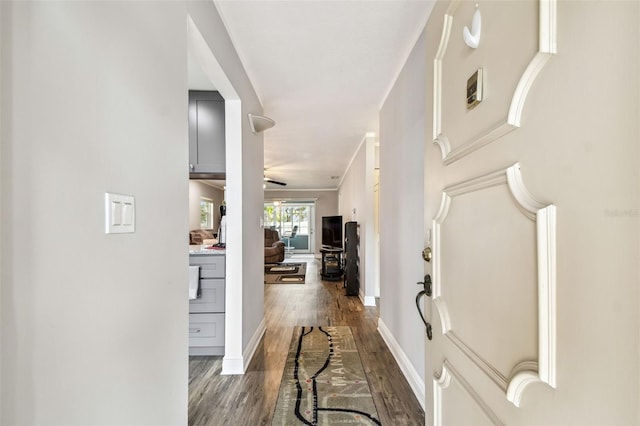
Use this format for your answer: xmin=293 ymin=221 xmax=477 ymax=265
xmin=264 ymin=228 xmax=285 ymax=263
xmin=189 ymin=229 xmax=217 ymax=246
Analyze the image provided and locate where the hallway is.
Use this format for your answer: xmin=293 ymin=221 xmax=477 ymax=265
xmin=188 ymin=258 xmax=425 ymax=425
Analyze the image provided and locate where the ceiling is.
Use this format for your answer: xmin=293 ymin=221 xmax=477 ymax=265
xmin=213 ymin=0 xmax=435 ymax=190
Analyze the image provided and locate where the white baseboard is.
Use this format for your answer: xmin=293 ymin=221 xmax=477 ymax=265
xmin=243 ymin=317 xmax=266 ymax=371
xmin=363 ymin=295 xmax=376 ymax=307
xmin=221 ymin=356 xmax=244 ymax=375
xmin=377 ymin=318 xmax=425 ymax=411
xmin=221 ymin=317 xmax=266 ymax=375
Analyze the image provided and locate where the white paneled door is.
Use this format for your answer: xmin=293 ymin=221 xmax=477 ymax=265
xmin=422 ymin=0 xmax=638 ymax=424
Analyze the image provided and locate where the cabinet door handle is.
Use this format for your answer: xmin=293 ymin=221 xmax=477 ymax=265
xmin=189 ymin=328 xmax=201 ymax=334
xmin=189 ymin=164 xmax=194 ymax=171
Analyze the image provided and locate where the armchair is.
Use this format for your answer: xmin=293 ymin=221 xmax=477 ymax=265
xmin=264 ymin=228 xmax=285 ymax=263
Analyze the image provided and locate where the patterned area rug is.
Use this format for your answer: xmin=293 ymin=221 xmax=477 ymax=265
xmin=265 ymin=262 xmax=307 ymax=284
xmin=272 ymin=326 xmax=381 ymax=425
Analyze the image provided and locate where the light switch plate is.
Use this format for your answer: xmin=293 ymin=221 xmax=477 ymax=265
xmin=105 ymin=193 xmax=135 ymax=234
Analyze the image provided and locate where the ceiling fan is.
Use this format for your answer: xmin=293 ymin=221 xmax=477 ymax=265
xmin=264 ymin=175 xmax=287 ymax=186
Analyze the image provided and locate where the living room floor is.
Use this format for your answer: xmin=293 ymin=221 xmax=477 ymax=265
xmin=188 ymin=258 xmax=425 ymax=425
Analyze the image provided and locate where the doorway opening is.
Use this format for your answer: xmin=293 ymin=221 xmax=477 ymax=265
xmin=187 ymin=14 xmax=245 ymax=375
xmin=264 ymin=201 xmax=315 ymax=254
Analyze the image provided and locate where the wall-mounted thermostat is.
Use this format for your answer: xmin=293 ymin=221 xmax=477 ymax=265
xmin=466 ymin=68 xmax=483 ymax=110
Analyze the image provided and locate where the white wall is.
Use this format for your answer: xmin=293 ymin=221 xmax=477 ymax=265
xmin=1 ymin=2 xmax=189 ymax=423
xmin=0 ymin=2 xmax=4 ymax=419
xmin=1 ymin=1 xmax=265 ymax=423
xmin=378 ymin=22 xmax=427 ymax=396
xmin=186 ymin=1 xmax=265 ymax=370
xmin=339 ymin=142 xmax=366 ymax=226
xmin=188 ymin=181 xmax=224 ymax=231
xmin=338 ymin=140 xmax=370 ymax=302
xmin=338 ymin=135 xmax=377 ymax=306
xmin=265 ymin=189 xmax=339 ymax=255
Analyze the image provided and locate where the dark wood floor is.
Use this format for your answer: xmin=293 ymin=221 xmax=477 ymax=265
xmin=188 ymin=257 xmax=425 ymax=425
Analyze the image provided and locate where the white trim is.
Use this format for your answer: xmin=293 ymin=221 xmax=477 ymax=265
xmin=446 ymin=332 xmax=508 ymax=391
xmin=264 ymin=197 xmax=319 ymax=202
xmin=431 ymin=163 xmax=557 ymax=406
xmin=539 ymin=0 xmax=558 ymax=54
xmin=242 ymin=317 xmax=266 ymax=372
xmin=200 ymin=180 xmax=225 ymax=190
xmin=433 ymin=362 xmax=450 ymax=426
xmin=506 ymin=165 xmax=548 ymax=220
xmin=433 ymin=0 xmax=557 ymax=164
xmin=364 ymin=134 xmax=377 ymax=307
xmin=0 ymin=6 xmax=3 ymax=415
xmin=377 ymin=319 xmax=425 ymax=411
xmin=363 ymin=295 xmax=376 ymax=307
xmin=188 ymin=16 xmax=246 ymax=377
xmin=432 ymin=3 xmax=457 ymax=140
xmin=445 ymin=167 xmax=507 ymax=197
xmin=433 ymin=361 xmax=503 ymax=426
xmin=506 ymin=54 xmax=553 ymax=127
xmin=221 ymin=356 xmax=244 ymax=375
xmin=432 ymin=298 xmax=451 ymax=334
xmin=535 ymin=205 xmax=557 ymax=387
xmin=264 ymin=188 xmax=338 ymax=192
xmin=221 ymin=98 xmax=244 ymax=375
xmin=432 ymin=193 xmax=451 ymax=333
xmin=438 ymin=122 xmax=517 ymax=165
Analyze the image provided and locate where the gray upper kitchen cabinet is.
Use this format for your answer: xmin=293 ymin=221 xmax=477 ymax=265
xmin=188 ymin=90 xmax=225 ymax=177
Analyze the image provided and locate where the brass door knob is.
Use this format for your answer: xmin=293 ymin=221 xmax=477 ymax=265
xmin=422 ymin=247 xmax=432 ymax=262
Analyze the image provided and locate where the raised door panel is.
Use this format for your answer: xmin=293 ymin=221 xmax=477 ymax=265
xmin=439 ymin=184 xmax=537 ymax=378
xmin=434 ymin=362 xmax=502 ymax=426
xmin=433 ymin=0 xmax=555 ymax=164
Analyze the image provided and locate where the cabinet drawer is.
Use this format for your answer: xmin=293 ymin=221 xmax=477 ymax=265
xmin=189 ymin=279 xmax=225 ymax=313
xmin=189 ymin=255 xmax=225 ymax=278
xmin=189 ymin=313 xmax=224 ymax=347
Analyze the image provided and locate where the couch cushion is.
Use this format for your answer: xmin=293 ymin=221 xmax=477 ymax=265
xmin=264 ymin=228 xmax=281 ymax=247
xmin=190 ymin=229 xmax=215 ymax=245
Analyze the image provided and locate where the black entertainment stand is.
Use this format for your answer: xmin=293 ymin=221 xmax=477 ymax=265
xmin=320 ymin=248 xmax=343 ymax=281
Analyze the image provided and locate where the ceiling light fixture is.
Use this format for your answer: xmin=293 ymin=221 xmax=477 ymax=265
xmin=248 ymin=114 xmax=276 ymax=134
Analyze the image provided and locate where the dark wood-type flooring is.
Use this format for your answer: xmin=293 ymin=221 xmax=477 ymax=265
xmin=188 ymin=257 xmax=425 ymax=425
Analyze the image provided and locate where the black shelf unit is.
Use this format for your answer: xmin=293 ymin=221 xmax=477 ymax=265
xmin=320 ymin=248 xmax=343 ymax=281
xmin=343 ymin=221 xmax=359 ymax=296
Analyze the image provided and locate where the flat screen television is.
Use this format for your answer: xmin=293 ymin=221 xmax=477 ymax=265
xmin=322 ymin=215 xmax=343 ymax=249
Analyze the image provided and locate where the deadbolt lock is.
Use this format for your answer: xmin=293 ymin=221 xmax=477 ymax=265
xmin=422 ymin=247 xmax=432 ymax=262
